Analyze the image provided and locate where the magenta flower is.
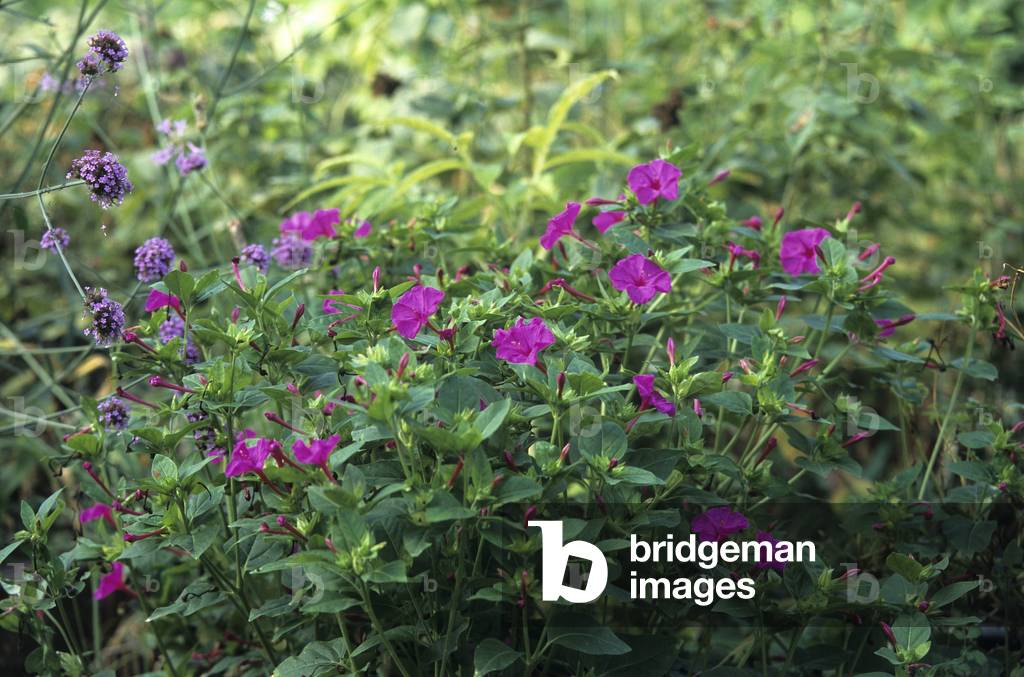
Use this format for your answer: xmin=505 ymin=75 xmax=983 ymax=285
xmin=539 ymin=202 xmax=581 ymax=250
xmin=292 ymin=434 xmax=341 ymax=482
xmin=608 ymin=254 xmax=671 ymax=304
xmin=627 ymin=159 xmax=681 ymax=205
xmin=633 ymin=374 xmax=676 ymax=416
xmin=225 ymin=430 xmax=277 ymax=478
xmin=391 ymin=285 xmax=445 ymax=339
xmin=323 ymin=289 xmax=362 ymax=316
xmin=80 ymin=503 xmax=116 ymax=528
xmin=592 ymin=210 xmax=626 ymax=234
xmin=94 ymin=561 xmax=133 ymax=600
xmin=875 ymin=314 xmax=915 ymax=339
xmin=779 ymin=228 xmax=831 ymax=276
xmin=752 ymin=530 xmax=786 ymax=573
xmin=353 ymin=220 xmax=372 ymax=238
xmin=492 ymin=317 xmax=556 ymax=366
xmin=691 ymin=507 xmax=749 ymax=543
xmin=144 ymin=289 xmax=181 ymax=314
xmin=279 ymin=208 xmax=340 ymax=241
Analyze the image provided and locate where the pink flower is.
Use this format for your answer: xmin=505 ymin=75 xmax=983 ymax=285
xmin=727 ymin=242 xmax=761 ymax=269
xmin=94 ymin=561 xmax=133 ymax=600
xmin=627 ymin=159 xmax=681 ymax=205
xmin=691 ymin=507 xmax=749 ymax=543
xmin=779 ymin=228 xmax=831 ymax=276
xmin=323 ymin=289 xmax=362 ymax=316
xmin=740 ymin=215 xmax=763 ymax=230
xmin=875 ymin=314 xmax=915 ymax=339
xmin=492 ymin=317 xmax=556 ymax=366
xmin=80 ymin=503 xmax=116 ymax=528
xmin=225 ymin=430 xmax=277 ymax=478
xmin=540 ymin=202 xmax=581 ymax=250
xmin=353 ymin=220 xmax=372 ymax=238
xmin=592 ymin=210 xmax=626 ymax=234
xmin=391 ymin=285 xmax=445 ymax=339
xmin=279 ymin=208 xmax=340 ymax=241
xmin=144 ymin=289 xmax=181 ymax=313
xmin=633 ymin=374 xmax=675 ymax=416
xmin=608 ymin=254 xmax=671 ymax=304
xmin=292 ymin=434 xmax=341 ymax=466
xmin=752 ymin=530 xmax=786 ymax=573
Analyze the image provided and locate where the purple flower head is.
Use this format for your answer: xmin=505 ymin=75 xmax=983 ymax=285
xmin=353 ymin=220 xmax=372 ymax=238
xmin=691 ymin=507 xmax=749 ymax=543
xmin=592 ymin=209 xmax=626 ymax=234
xmin=292 ymin=434 xmax=341 ymax=466
xmin=41 ymin=227 xmax=70 ymax=252
xmin=627 ymin=159 xmax=681 ymax=205
xmin=83 ymin=287 xmax=124 ymax=346
xmin=540 ymin=202 xmax=581 ymax=250
xmin=151 ymin=145 xmax=175 ymax=166
xmin=280 ymin=208 xmax=340 ymax=241
xmin=76 ymin=52 xmax=102 ymax=77
xmin=174 ymin=144 xmax=207 ymax=176
xmin=492 ymin=317 xmax=556 ymax=366
xmin=608 ymin=254 xmax=672 ymax=304
xmin=391 ymin=285 xmax=445 ymax=338
xmin=753 ymin=530 xmax=786 ymax=573
xmin=271 ymin=234 xmax=313 ymax=269
xmin=225 ymin=430 xmax=278 ymax=478
xmin=779 ymin=228 xmax=831 ymax=276
xmin=67 ymin=150 xmax=132 ymax=208
xmin=97 ymin=396 xmax=130 ymax=430
xmin=133 ymin=237 xmax=176 ymax=282
xmin=159 ymin=315 xmax=200 ymax=364
xmin=632 ymin=374 xmax=676 ymax=416
xmin=80 ymin=503 xmax=116 ymax=528
xmin=86 ymin=30 xmax=129 ymax=73
xmin=240 ymin=243 xmax=270 ymax=274
xmin=94 ymin=561 xmax=132 ymax=600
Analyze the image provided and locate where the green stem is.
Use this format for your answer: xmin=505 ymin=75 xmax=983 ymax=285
xmin=917 ymin=325 xmax=975 ymax=500
xmin=0 ymin=180 xmax=84 ymax=200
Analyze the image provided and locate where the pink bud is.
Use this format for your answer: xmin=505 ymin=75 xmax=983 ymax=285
xmin=708 ymin=169 xmax=730 ymax=186
xmin=666 ymin=338 xmax=676 ymax=366
xmin=772 ymin=206 xmax=784 ymax=227
xmin=372 ymin=266 xmax=381 ymax=293
xmin=775 ymin=296 xmax=786 ymax=321
xmin=231 ymin=306 xmax=240 ymax=323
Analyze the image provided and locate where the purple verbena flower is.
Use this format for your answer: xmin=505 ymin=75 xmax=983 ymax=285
xmin=691 ymin=507 xmax=749 ymax=543
xmin=391 ymin=285 xmax=445 ymax=339
xmin=627 ymin=159 xmax=681 ymax=205
xmin=97 ymin=396 xmax=130 ymax=430
xmin=83 ymin=287 xmax=125 ymax=346
xmin=608 ymin=254 xmax=671 ymax=304
xmin=41 ymin=227 xmax=70 ymax=252
xmin=779 ymin=228 xmax=831 ymax=276
xmin=492 ymin=317 xmax=556 ymax=366
xmin=240 ymin=243 xmax=270 ymax=274
xmin=86 ymin=30 xmax=129 ymax=73
xmin=67 ymin=150 xmax=133 ymax=208
xmin=271 ymin=234 xmax=313 ymax=269
xmin=76 ymin=52 xmax=102 ymax=77
xmin=133 ymin=237 xmax=175 ymax=282
xmin=174 ymin=144 xmax=207 ymax=176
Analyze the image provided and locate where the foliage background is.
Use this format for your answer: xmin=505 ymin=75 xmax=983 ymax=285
xmin=1 ymin=0 xmax=1023 ymax=674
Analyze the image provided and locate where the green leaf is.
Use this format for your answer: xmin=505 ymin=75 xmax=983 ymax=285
xmin=474 ymin=638 xmax=522 ymax=675
xmin=703 ymin=391 xmax=753 ymax=416
xmin=151 ymin=454 xmax=178 ymax=485
xmin=892 ymin=611 xmax=930 ymax=651
xmin=475 ymin=398 xmax=511 ymax=440
xmin=886 ymin=553 xmax=923 ymax=583
xmin=929 ymin=580 xmax=979 ymax=608
xmin=941 ymin=518 xmax=996 ymax=555
xmin=577 ymin=421 xmax=627 ymax=459
xmin=163 ymin=270 xmax=195 ymax=304
xmin=548 ymin=614 xmax=630 ymax=655
xmin=951 ymin=357 xmax=998 ymax=381
xmin=956 ymin=430 xmax=994 ymax=449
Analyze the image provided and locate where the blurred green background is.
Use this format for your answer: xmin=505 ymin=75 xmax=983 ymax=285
xmin=1 ymin=0 xmax=1023 ymax=540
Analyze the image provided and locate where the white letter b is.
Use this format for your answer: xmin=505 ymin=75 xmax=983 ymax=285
xmin=529 ymin=521 xmax=608 ymax=603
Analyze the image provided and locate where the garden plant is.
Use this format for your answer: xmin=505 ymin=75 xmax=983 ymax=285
xmin=1 ymin=2 xmax=1023 ymax=676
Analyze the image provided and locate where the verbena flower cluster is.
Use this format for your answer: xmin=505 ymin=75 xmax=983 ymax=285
xmin=67 ymin=149 xmax=133 ymax=208
xmin=81 ymin=287 xmax=125 ymax=346
xmin=132 ymin=237 xmax=176 ymax=282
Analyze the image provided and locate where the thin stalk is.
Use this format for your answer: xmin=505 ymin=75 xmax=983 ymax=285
xmin=0 ymin=180 xmax=84 ymax=200
xmin=917 ymin=326 xmax=975 ymax=500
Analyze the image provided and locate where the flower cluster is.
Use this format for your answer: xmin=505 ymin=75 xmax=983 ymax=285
xmin=240 ymin=243 xmax=270 ymax=273
xmin=40 ymin=227 xmax=70 ymax=252
xmin=152 ymin=119 xmax=207 ymax=177
xmin=67 ymin=150 xmax=133 ymax=208
xmin=96 ymin=396 xmax=130 ymax=430
xmin=132 ymin=237 xmax=176 ymax=282
xmin=82 ymin=287 xmax=125 ymax=346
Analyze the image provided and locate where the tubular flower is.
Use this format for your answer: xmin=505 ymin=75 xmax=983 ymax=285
xmin=627 ymin=159 xmax=681 ymax=204
xmin=279 ymin=208 xmax=340 ymax=241
xmin=608 ymin=254 xmax=671 ymax=304
xmin=779 ymin=228 xmax=830 ymax=276
xmin=540 ymin=202 xmax=582 ymax=250
xmin=633 ymin=374 xmax=675 ymax=416
xmin=691 ymin=507 xmax=749 ymax=543
xmin=492 ymin=317 xmax=556 ymax=366
xmin=391 ymin=285 xmax=445 ymax=338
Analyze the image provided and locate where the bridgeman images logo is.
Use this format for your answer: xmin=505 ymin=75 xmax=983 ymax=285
xmin=529 ymin=520 xmax=816 ymax=605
